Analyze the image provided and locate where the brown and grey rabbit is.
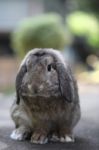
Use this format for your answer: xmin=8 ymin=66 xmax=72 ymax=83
xmin=10 ymin=48 xmax=81 ymax=144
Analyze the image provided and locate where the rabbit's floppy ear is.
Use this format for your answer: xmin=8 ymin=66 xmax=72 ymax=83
xmin=16 ymin=64 xmax=27 ymax=104
xmin=55 ymin=62 xmax=74 ymax=103
xmin=15 ymin=50 xmax=34 ymax=104
xmin=48 ymin=49 xmax=74 ymax=103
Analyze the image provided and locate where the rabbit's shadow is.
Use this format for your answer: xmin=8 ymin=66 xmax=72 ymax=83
xmin=1 ymin=136 xmax=98 ymax=150
xmin=0 ymin=128 xmax=98 ymax=150
xmin=31 ymin=136 xmax=96 ymax=150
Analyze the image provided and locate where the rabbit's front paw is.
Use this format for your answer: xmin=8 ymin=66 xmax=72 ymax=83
xmin=60 ymin=135 xmax=74 ymax=143
xmin=31 ymin=130 xmax=48 ymax=144
xmin=10 ymin=127 xmax=31 ymax=141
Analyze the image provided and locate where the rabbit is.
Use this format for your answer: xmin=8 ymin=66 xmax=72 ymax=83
xmin=10 ymin=48 xmax=81 ymax=144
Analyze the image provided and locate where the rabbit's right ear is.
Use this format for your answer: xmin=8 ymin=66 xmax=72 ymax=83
xmin=16 ymin=64 xmax=27 ymax=105
xmin=54 ymin=60 xmax=74 ymax=103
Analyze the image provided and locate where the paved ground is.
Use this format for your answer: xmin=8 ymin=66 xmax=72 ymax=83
xmin=0 ymin=84 xmax=99 ymax=150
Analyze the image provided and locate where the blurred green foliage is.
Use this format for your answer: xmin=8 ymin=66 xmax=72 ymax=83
xmin=11 ymin=13 xmax=66 ymax=57
xmin=67 ymin=11 xmax=99 ymax=50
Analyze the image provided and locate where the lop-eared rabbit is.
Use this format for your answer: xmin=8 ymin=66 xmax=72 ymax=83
xmin=10 ymin=48 xmax=81 ymax=144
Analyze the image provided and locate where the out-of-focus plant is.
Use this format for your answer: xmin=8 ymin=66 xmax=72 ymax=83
xmin=11 ymin=13 xmax=67 ymax=57
xmin=66 ymin=11 xmax=99 ymax=51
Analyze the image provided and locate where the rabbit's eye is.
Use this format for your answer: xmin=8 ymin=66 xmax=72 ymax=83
xmin=47 ymin=64 xmax=51 ymax=72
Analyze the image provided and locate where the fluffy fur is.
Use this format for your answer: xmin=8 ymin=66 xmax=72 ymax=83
xmin=10 ymin=48 xmax=81 ymax=144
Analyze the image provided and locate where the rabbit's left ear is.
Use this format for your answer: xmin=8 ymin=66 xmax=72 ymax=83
xmin=16 ymin=64 xmax=27 ymax=104
xmin=55 ymin=63 xmax=74 ymax=103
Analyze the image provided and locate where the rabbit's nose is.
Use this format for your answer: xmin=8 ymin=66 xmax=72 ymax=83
xmin=28 ymin=84 xmax=38 ymax=94
xmin=34 ymin=87 xmax=38 ymax=94
xmin=32 ymin=84 xmax=38 ymax=94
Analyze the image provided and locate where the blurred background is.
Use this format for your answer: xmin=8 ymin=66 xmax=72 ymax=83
xmin=0 ymin=0 xmax=99 ymax=93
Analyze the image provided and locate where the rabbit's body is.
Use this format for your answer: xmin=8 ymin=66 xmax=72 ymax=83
xmin=10 ymin=48 xmax=81 ymax=144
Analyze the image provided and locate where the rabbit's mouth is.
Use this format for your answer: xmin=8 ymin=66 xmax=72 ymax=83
xmin=21 ymin=93 xmax=51 ymax=98
xmin=21 ymin=83 xmax=49 ymax=97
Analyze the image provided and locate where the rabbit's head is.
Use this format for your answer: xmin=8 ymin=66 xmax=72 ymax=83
xmin=21 ymin=50 xmax=59 ymax=96
xmin=16 ymin=49 xmax=74 ymax=104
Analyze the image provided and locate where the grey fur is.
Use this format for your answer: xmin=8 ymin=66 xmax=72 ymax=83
xmin=10 ymin=48 xmax=81 ymax=144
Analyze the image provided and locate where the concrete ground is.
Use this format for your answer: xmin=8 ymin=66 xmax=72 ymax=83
xmin=0 ymin=84 xmax=99 ymax=150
